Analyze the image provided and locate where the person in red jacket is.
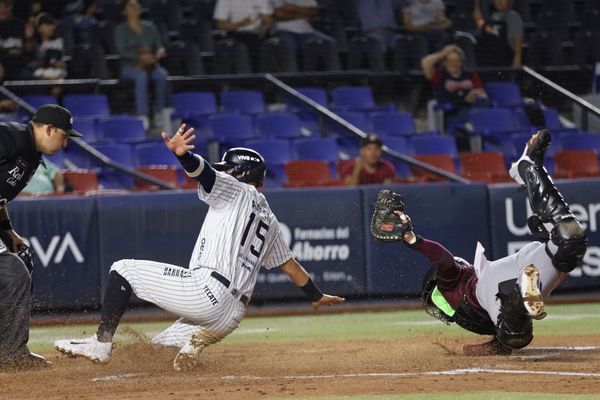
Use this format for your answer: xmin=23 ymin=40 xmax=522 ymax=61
xmin=341 ymin=134 xmax=396 ymax=186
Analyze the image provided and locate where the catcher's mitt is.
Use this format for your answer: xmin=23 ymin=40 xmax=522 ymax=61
xmin=370 ymin=189 xmax=412 ymax=241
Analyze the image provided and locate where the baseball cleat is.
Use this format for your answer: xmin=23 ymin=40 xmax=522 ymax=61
xmin=54 ymin=334 xmax=112 ymax=363
xmin=509 ymin=129 xmax=552 ymax=185
xmin=172 ymin=334 xmax=204 ymax=372
xmin=521 ymin=265 xmax=546 ymax=320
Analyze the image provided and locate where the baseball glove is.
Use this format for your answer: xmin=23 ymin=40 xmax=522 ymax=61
xmin=370 ymin=189 xmax=412 ymax=241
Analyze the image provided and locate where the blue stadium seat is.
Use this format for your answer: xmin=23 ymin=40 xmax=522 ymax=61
xmin=257 ymin=112 xmax=304 ymax=139
xmin=330 ymin=86 xmax=375 ymax=110
xmin=73 ymin=117 xmax=101 ymax=143
xmin=371 ymin=111 xmax=416 ymax=136
xmin=286 ymin=87 xmax=328 ymax=111
xmin=63 ymin=94 xmax=110 ymax=118
xmin=381 ymin=136 xmax=414 ymax=177
xmin=94 ymin=143 xmax=135 ymax=189
xmin=172 ymin=91 xmax=217 ymax=132
xmin=411 ymin=135 xmax=458 ymax=158
xmin=324 ymin=111 xmax=372 ymax=157
xmin=63 ymin=145 xmax=95 ymax=169
xmin=134 ymin=142 xmax=179 ymax=167
xmin=99 ymin=116 xmax=148 ymax=143
xmin=560 ymin=132 xmax=600 ymax=153
xmin=293 ymin=137 xmax=340 ymax=177
xmin=220 ymin=90 xmax=265 ymax=115
xmin=470 ymin=108 xmax=523 ymax=138
xmin=16 ymin=95 xmax=57 ymax=121
xmin=543 ymin=108 xmax=582 ymax=135
xmin=245 ymin=138 xmax=293 ymax=187
xmin=512 ymin=107 xmax=535 ymax=131
xmin=484 ymin=82 xmax=524 ymax=108
xmin=208 ymin=113 xmax=255 ymax=148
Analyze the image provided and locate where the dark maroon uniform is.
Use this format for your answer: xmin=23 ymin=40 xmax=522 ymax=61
xmin=412 ymin=237 xmax=482 ymax=311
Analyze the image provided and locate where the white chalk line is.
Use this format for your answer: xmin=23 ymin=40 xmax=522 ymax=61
xmin=92 ymin=373 xmax=143 ymax=382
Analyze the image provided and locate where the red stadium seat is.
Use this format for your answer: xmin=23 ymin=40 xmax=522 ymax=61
xmin=63 ymin=170 xmax=99 ymax=194
xmin=411 ymin=154 xmax=457 ymax=182
xmin=459 ymin=152 xmax=511 ymax=183
xmin=554 ymin=150 xmax=600 ymax=179
xmin=284 ymin=160 xmax=343 ymax=187
xmin=135 ymin=166 xmax=179 ymax=190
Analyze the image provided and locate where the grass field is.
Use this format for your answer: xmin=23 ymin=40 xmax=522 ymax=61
xmin=9 ymin=302 xmax=598 ymax=399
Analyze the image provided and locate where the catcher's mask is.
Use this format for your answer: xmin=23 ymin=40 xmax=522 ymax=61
xmin=212 ymin=147 xmax=266 ymax=187
xmin=420 ymin=258 xmax=469 ymax=324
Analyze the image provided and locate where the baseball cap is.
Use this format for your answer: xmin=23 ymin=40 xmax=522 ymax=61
xmin=33 ymin=104 xmax=83 ymax=137
xmin=361 ymin=134 xmax=382 ymax=147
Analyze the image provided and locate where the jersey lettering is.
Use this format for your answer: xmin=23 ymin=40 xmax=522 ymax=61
xmin=240 ymin=212 xmax=270 ymax=259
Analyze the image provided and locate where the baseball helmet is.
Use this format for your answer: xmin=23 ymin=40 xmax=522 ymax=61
xmin=212 ymin=147 xmax=266 ymax=186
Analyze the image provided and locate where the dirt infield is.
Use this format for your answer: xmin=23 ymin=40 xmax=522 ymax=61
xmin=2 ymin=333 xmax=600 ymax=399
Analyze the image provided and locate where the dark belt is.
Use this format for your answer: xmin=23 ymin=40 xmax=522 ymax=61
xmin=210 ymin=271 xmax=249 ymax=306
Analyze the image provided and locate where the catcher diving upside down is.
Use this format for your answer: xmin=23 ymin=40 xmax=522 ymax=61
xmin=371 ymin=129 xmax=588 ymax=355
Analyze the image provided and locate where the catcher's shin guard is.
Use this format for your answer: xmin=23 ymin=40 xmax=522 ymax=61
xmin=495 ymin=279 xmax=533 ymax=350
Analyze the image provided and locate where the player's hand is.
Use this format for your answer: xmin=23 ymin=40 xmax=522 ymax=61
xmin=393 ymin=211 xmax=415 ymax=243
xmin=7 ymin=230 xmax=25 ymax=253
xmin=162 ymin=123 xmax=196 ymax=156
xmin=312 ymin=294 xmax=345 ymax=311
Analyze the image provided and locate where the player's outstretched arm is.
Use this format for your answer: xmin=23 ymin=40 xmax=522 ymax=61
xmin=279 ymin=258 xmax=345 ymax=310
xmin=161 ymin=123 xmax=196 ymax=156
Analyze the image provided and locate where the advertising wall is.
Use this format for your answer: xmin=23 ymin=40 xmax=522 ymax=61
xmin=8 ymin=178 xmax=599 ymax=311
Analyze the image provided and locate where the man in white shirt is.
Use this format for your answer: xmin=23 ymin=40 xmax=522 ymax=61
xmin=213 ymin=0 xmax=274 ymax=71
xmin=272 ymin=0 xmax=336 ymax=71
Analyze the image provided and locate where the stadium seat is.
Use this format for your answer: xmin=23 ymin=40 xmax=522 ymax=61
xmin=135 ymin=166 xmax=179 ymax=191
xmin=134 ymin=142 xmax=178 ymax=167
xmin=484 ymin=82 xmax=525 ymax=108
xmin=63 ymin=146 xmax=95 ymax=170
xmin=63 ymin=94 xmax=110 ymax=118
xmin=208 ymin=113 xmax=255 ymax=147
xmin=371 ymin=111 xmax=417 ymax=136
xmin=293 ymin=137 xmax=340 ymax=163
xmin=73 ymin=117 xmax=101 ymax=143
xmin=459 ymin=152 xmax=511 ymax=183
xmin=172 ymin=92 xmax=217 ymax=120
xmin=381 ymin=136 xmax=414 ymax=177
xmin=287 ymin=87 xmax=328 ymax=110
xmin=559 ymin=132 xmax=600 ymax=153
xmin=284 ymin=160 xmax=342 ymax=187
xmin=330 ymin=86 xmax=392 ymax=112
xmin=325 ymin=111 xmax=372 ymax=157
xmin=220 ymin=90 xmax=265 ymax=115
xmin=554 ymin=150 xmax=600 ymax=179
xmin=257 ymin=112 xmax=304 ymax=139
xmin=470 ymin=108 xmax=523 ymax=138
xmin=17 ymin=94 xmax=56 ymax=121
xmin=94 ymin=143 xmax=135 ymax=189
xmin=411 ymin=154 xmax=458 ymax=182
xmin=63 ymin=170 xmax=99 ymax=194
xmin=245 ymin=138 xmax=293 ymax=187
xmin=99 ymin=116 xmax=148 ymax=143
xmin=411 ymin=135 xmax=459 ymax=159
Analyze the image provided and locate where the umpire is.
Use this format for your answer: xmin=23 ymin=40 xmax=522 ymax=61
xmin=0 ymin=104 xmax=82 ymax=371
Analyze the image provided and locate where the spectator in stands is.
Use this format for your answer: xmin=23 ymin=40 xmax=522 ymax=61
xmin=114 ymin=0 xmax=169 ymax=130
xmin=213 ymin=0 xmax=273 ymax=72
xmin=474 ymin=0 xmax=523 ymax=67
xmin=21 ymin=158 xmax=65 ymax=196
xmin=402 ymin=0 xmax=451 ymax=53
xmin=60 ymin=0 xmax=98 ymax=46
xmin=356 ymin=0 xmax=405 ymax=51
xmin=421 ymin=44 xmax=487 ymax=134
xmin=341 ymin=134 xmax=397 ymax=186
xmin=33 ymin=13 xmax=67 ymax=80
xmin=0 ymin=0 xmax=36 ymax=80
xmin=272 ymin=0 xmax=336 ymax=72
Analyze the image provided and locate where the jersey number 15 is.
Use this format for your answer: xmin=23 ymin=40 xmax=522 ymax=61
xmin=240 ymin=212 xmax=269 ymax=258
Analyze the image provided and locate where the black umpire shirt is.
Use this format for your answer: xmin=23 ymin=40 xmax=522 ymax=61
xmin=0 ymin=122 xmax=42 ymax=208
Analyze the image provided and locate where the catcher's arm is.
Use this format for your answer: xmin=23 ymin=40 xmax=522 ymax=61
xmin=279 ymin=258 xmax=345 ymax=310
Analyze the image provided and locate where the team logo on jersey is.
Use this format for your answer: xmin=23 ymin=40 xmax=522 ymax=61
xmin=163 ymin=267 xmax=192 ymax=278
xmin=203 ymin=285 xmax=219 ymax=306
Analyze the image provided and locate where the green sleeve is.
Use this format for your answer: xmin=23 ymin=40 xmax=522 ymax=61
xmin=114 ymin=23 xmax=138 ymax=63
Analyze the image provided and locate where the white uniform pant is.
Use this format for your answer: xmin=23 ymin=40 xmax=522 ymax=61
xmin=111 ymin=260 xmax=246 ymax=349
xmin=475 ymin=241 xmax=562 ymax=324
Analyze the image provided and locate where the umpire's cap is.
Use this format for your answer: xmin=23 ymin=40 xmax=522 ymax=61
xmin=213 ymin=147 xmax=266 ymax=187
xmin=33 ymin=104 xmax=83 ymax=137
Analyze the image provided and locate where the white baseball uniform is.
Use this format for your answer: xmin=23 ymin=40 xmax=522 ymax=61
xmin=111 ymin=170 xmax=293 ymax=348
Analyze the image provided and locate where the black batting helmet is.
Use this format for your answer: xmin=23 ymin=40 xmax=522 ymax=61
xmin=212 ymin=147 xmax=266 ymax=186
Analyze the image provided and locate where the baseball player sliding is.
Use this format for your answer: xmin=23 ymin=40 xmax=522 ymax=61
xmin=55 ymin=124 xmax=345 ymax=371
xmin=371 ymin=129 xmax=587 ymax=355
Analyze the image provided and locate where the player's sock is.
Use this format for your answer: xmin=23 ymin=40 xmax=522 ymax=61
xmin=96 ymin=271 xmax=132 ymax=343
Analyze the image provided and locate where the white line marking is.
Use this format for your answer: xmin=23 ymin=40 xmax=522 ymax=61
xmin=92 ymin=373 xmax=143 ymax=382
xmin=528 ymin=346 xmax=599 ymax=351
